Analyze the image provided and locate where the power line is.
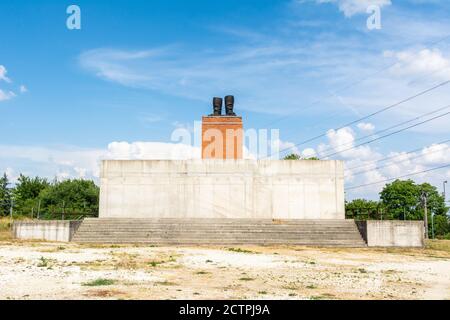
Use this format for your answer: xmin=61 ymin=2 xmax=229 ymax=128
xmin=263 ymin=79 xmax=450 ymax=159
xmin=318 ymin=103 xmax=450 ymax=155
xmin=346 ymin=164 xmax=450 ymax=190
xmin=344 ymin=138 xmax=450 ymax=172
xmin=263 ymin=34 xmax=450 ymax=129
xmin=347 ymin=145 xmax=449 ymax=178
xmin=321 ymin=110 xmax=450 ymax=158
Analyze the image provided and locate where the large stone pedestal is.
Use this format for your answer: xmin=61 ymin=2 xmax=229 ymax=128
xmin=99 ymin=160 xmax=345 ymax=220
xmin=201 ymin=116 xmax=243 ymax=159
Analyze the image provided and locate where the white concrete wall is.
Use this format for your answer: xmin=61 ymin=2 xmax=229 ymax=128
xmin=358 ymin=221 xmax=424 ymax=247
xmin=13 ymin=221 xmax=81 ymax=242
xmin=99 ymin=160 xmax=345 ymax=220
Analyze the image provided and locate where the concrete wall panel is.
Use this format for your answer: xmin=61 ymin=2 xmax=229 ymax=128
xmin=356 ymin=220 xmax=424 ymax=247
xmin=99 ymin=160 xmax=345 ymax=220
xmin=13 ymin=221 xmax=81 ymax=242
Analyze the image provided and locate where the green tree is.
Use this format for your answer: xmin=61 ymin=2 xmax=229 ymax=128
xmin=419 ymin=183 xmax=448 ymax=216
xmin=0 ymin=173 xmax=11 ymax=216
xmin=13 ymin=174 xmax=50 ymax=216
xmin=38 ymin=179 xmax=99 ymax=217
xmin=283 ymin=154 xmax=320 ymax=160
xmin=283 ymin=153 xmax=301 ymax=160
xmin=433 ymin=215 xmax=450 ymax=239
xmin=379 ymin=180 xmax=421 ymax=220
xmin=345 ymin=199 xmax=381 ymax=219
xmin=380 ymin=179 xmax=449 ymax=236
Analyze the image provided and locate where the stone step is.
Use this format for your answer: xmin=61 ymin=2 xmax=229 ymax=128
xmin=76 ymin=231 xmax=359 ymax=236
xmin=74 ymin=240 xmax=366 ymax=247
xmin=82 ymin=218 xmax=354 ymax=224
xmin=72 ymin=218 xmax=367 ymax=247
xmin=76 ymin=227 xmax=359 ymax=232
xmin=74 ymin=234 xmax=363 ymax=240
xmin=74 ymin=237 xmax=366 ymax=242
xmin=77 ymin=229 xmax=362 ymax=235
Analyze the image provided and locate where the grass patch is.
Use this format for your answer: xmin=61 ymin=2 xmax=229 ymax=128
xmin=0 ymin=217 xmax=12 ymax=241
xmin=310 ymin=293 xmax=335 ymax=300
xmin=37 ymin=257 xmax=51 ymax=268
xmin=228 ymin=248 xmax=258 ymax=254
xmin=358 ymin=268 xmax=368 ymax=274
xmin=148 ymin=261 xmax=163 ymax=267
xmin=82 ymin=278 xmax=116 ymax=287
xmin=155 ymin=280 xmax=178 ymax=286
xmin=282 ymin=284 xmax=299 ymax=290
xmin=306 ymin=284 xmax=317 ymax=289
xmin=426 ymin=240 xmax=450 ymax=253
xmin=258 ymin=291 xmax=268 ymax=295
xmin=238 ymin=277 xmax=255 ymax=281
xmin=147 ymin=256 xmax=177 ymax=268
xmin=195 ymin=271 xmax=210 ymax=275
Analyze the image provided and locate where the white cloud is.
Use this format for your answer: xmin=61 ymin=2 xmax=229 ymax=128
xmin=316 ymin=0 xmax=391 ymax=17
xmin=0 ymin=65 xmax=23 ymax=102
xmin=324 ymin=127 xmax=355 ymax=154
xmin=357 ymin=122 xmax=375 ymax=133
xmin=271 ymin=138 xmax=301 ymax=156
xmin=78 ymin=45 xmax=359 ymax=115
xmin=302 ymin=148 xmax=317 ymax=158
xmin=0 ymin=142 xmax=204 ymax=182
xmin=0 ymin=89 xmax=16 ymax=102
xmin=0 ymin=65 xmax=11 ymax=83
xmin=317 ymin=127 xmax=379 ymax=161
xmin=78 ymin=48 xmax=162 ymax=87
xmin=105 ymin=141 xmax=201 ymax=160
xmin=0 ymin=145 xmax=104 ymax=180
xmin=340 ymin=137 xmax=450 ymax=200
xmin=4 ymin=167 xmax=16 ymax=181
xmin=20 ymin=85 xmax=27 ymax=93
xmin=420 ymin=143 xmax=450 ymax=164
xmin=385 ymin=49 xmax=450 ymax=80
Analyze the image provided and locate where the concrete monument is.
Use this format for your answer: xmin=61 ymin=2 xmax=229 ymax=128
xmin=99 ymin=96 xmax=345 ymax=220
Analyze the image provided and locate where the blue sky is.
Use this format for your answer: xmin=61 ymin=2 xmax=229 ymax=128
xmin=1 ymin=0 xmax=450 ymax=200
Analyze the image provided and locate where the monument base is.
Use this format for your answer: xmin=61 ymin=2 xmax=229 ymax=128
xmin=99 ymin=160 xmax=345 ymax=220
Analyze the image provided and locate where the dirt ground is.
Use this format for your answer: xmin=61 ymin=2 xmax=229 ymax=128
xmin=0 ymin=235 xmax=449 ymax=300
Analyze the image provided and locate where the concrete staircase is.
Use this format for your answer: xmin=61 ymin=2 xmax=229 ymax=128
xmin=72 ymin=218 xmax=367 ymax=247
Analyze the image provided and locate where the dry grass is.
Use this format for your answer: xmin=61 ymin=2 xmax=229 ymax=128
xmin=426 ymin=240 xmax=450 ymax=253
xmin=0 ymin=216 xmax=35 ymax=242
xmin=0 ymin=241 xmax=449 ymax=300
xmin=0 ymin=218 xmax=12 ymax=241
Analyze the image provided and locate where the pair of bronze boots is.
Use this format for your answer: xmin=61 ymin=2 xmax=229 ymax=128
xmin=211 ymin=95 xmax=236 ymax=116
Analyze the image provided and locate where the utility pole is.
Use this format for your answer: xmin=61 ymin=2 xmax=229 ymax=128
xmin=444 ymin=181 xmax=448 ymax=202
xmin=37 ymin=200 xmax=41 ymax=220
xmin=9 ymin=199 xmax=13 ymax=231
xmin=422 ymin=192 xmax=429 ymax=240
xmin=62 ymin=201 xmax=65 ymax=221
xmin=431 ymin=210 xmax=435 ymax=240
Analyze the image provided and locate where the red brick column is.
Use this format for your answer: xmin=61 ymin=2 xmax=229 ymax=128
xmin=201 ymin=116 xmax=243 ymax=159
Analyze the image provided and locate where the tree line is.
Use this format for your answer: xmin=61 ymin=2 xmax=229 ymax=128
xmin=346 ymin=180 xmax=449 ymax=239
xmin=0 ymin=173 xmax=99 ymax=219
xmin=283 ymin=153 xmax=450 ymax=239
xmin=1 ymin=166 xmax=449 ymax=238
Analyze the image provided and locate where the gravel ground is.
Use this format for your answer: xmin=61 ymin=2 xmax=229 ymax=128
xmin=0 ymin=240 xmax=449 ymax=300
